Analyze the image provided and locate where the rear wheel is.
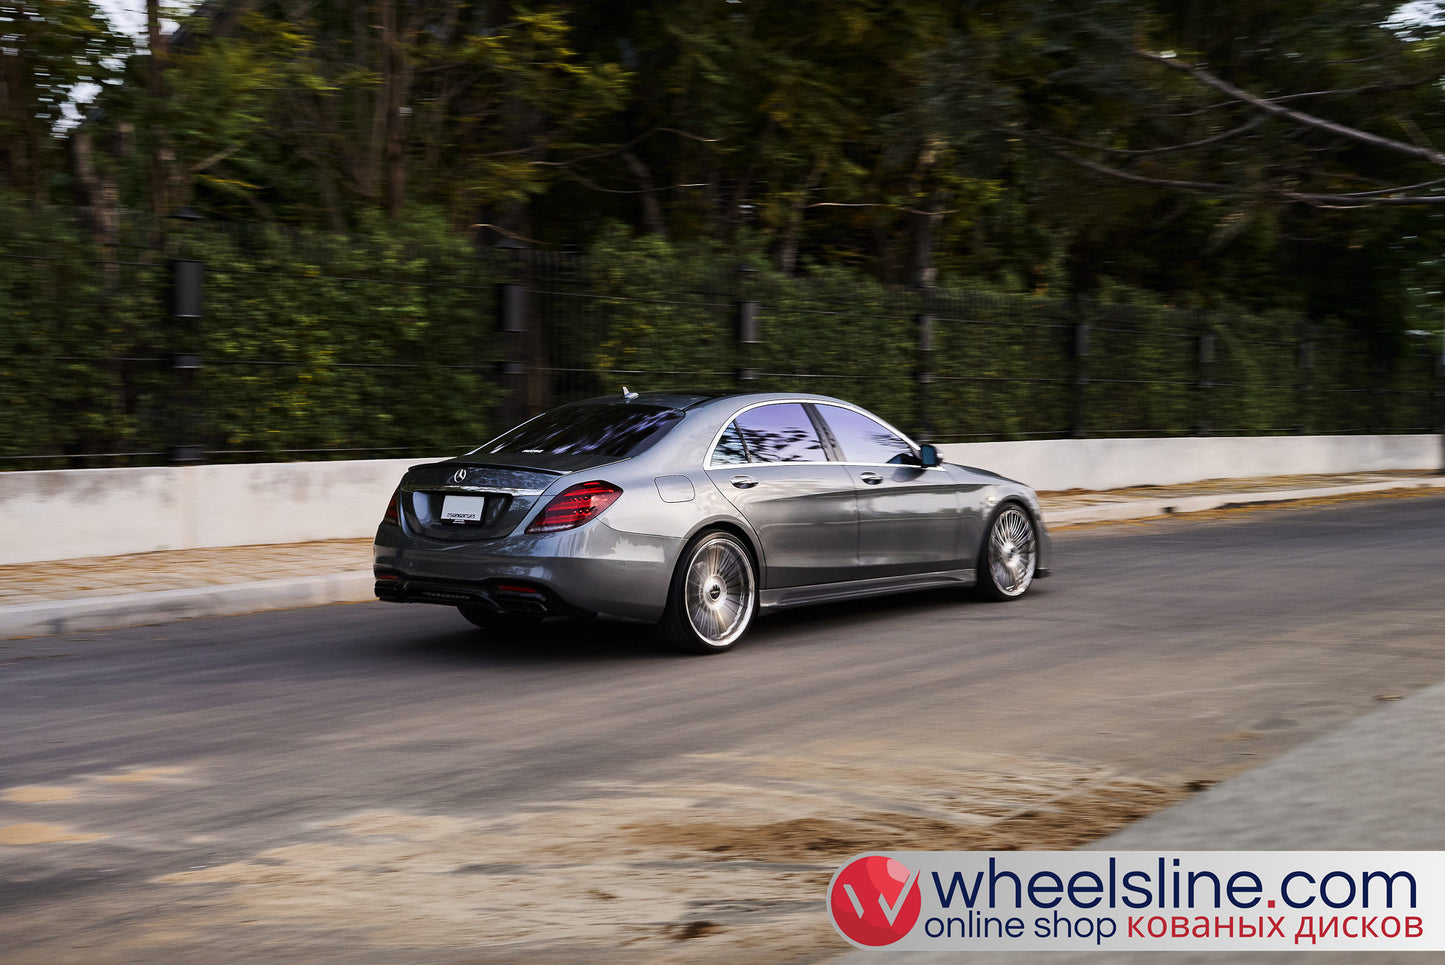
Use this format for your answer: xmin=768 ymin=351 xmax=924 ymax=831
xmin=977 ymin=503 xmax=1038 ymax=601
xmin=660 ymin=531 xmax=757 ymax=653
xmin=456 ymin=605 xmax=544 ymax=635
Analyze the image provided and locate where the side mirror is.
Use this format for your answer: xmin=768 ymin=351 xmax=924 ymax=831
xmin=917 ymin=443 xmax=941 ymax=468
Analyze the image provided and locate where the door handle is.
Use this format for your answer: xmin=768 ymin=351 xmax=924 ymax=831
xmin=860 ymin=472 xmax=883 ymax=485
xmin=730 ymin=475 xmax=759 ymax=489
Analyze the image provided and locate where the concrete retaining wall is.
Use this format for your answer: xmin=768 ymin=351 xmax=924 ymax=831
xmin=0 ymin=458 xmax=419 ymax=565
xmin=939 ymin=434 xmax=1441 ymax=493
xmin=0 ymin=435 xmax=1438 ymax=565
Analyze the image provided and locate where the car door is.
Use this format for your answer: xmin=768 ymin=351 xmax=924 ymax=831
xmin=705 ymin=402 xmax=858 ymax=588
xmin=812 ymin=403 xmax=964 ymax=578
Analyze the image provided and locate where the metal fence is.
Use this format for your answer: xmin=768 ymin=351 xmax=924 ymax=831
xmin=2 ymin=217 xmax=1441 ymax=469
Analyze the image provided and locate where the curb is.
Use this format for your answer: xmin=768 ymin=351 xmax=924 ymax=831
xmin=1045 ymin=477 xmax=1445 ymax=527
xmin=0 ymin=572 xmax=375 ymax=640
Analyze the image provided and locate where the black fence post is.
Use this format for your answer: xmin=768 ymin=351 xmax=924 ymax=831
xmin=735 ymin=264 xmax=759 ymax=385
xmin=167 ymin=251 xmax=204 ymax=464
xmin=915 ymin=310 xmax=935 ymax=439
xmin=1196 ymin=327 xmax=1215 ymax=437
xmin=1436 ymin=333 xmax=1445 ymax=474
xmin=497 ymin=280 xmax=527 ymax=427
xmin=1070 ymin=314 xmax=1090 ymax=439
xmin=1296 ymin=323 xmax=1314 ymax=434
xmin=495 ymin=237 xmax=528 ymax=428
xmin=1371 ymin=354 xmax=1389 ymax=432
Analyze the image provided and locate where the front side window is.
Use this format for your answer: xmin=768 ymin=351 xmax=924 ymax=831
xmin=732 ymin=403 xmax=827 ymax=463
xmin=818 ymin=405 xmax=914 ymax=464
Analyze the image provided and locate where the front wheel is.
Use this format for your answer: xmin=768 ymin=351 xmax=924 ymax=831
xmin=976 ymin=503 xmax=1038 ymax=601
xmin=659 ymin=531 xmax=757 ymax=653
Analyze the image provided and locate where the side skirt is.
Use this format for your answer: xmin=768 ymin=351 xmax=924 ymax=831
xmin=758 ymin=568 xmax=975 ymax=611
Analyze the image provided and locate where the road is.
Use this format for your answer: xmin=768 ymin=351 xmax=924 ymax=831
xmin=3 ymin=494 xmax=1444 ymax=964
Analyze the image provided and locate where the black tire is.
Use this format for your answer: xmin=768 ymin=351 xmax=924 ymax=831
xmin=456 ymin=605 xmax=544 ymax=635
xmin=659 ymin=530 xmax=758 ymax=654
xmin=976 ymin=502 xmax=1038 ymax=601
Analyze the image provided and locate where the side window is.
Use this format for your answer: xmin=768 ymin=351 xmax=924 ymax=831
xmin=818 ymin=405 xmax=914 ymax=465
xmin=711 ymin=422 xmax=749 ymax=465
xmin=733 ymin=403 xmax=828 ymax=463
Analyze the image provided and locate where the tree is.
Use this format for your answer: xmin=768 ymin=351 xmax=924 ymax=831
xmin=0 ymin=1 xmax=127 ymax=201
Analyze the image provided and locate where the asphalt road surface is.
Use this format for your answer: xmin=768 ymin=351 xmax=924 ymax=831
xmin=4 ymin=494 xmax=1444 ymax=964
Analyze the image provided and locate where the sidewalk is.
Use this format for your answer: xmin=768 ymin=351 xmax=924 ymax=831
xmin=1 ymin=469 xmax=1441 ymax=641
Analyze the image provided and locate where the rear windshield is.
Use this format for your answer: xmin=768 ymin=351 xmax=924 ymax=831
xmin=480 ymin=404 xmax=681 ymax=461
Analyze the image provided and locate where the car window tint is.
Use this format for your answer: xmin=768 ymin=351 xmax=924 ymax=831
xmin=711 ymin=422 xmax=749 ymax=465
xmin=733 ymin=403 xmax=828 ymax=463
xmin=818 ymin=405 xmax=914 ymax=464
xmin=483 ymin=404 xmax=680 ymax=458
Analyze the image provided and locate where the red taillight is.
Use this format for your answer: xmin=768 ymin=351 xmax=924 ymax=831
xmin=526 ymin=481 xmax=622 ymax=534
xmin=382 ymin=486 xmax=401 ymax=525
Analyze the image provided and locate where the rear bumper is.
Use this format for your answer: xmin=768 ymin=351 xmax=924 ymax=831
xmin=374 ymin=573 xmax=566 ymax=615
xmin=372 ymin=520 xmax=682 ymax=622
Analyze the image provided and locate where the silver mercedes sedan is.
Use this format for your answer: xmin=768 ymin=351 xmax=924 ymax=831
xmin=373 ymin=391 xmax=1051 ymax=652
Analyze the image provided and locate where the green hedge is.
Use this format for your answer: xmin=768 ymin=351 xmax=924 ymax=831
xmin=1 ymin=201 xmax=1437 ymax=468
xmin=2 ymin=204 xmax=503 ymax=466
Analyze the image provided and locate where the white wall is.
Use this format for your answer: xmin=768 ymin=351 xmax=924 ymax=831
xmin=940 ymin=434 xmax=1441 ymax=493
xmin=0 ymin=458 xmax=419 ymax=565
xmin=0 ymin=436 xmax=1439 ymax=565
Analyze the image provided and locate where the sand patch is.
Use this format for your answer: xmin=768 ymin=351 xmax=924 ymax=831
xmin=148 ymin=746 xmax=1188 ymax=960
xmin=98 ymin=766 xmax=188 ymax=784
xmin=3 ymin=786 xmax=78 ymax=803
xmin=0 ymin=822 xmax=108 ymax=845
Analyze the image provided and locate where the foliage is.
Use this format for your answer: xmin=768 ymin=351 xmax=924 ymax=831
xmin=6 ymin=0 xmax=1445 ymax=463
xmin=190 ymin=215 xmax=503 ymax=457
xmin=9 ymin=0 xmax=1445 ymax=335
xmin=0 ymin=0 xmax=128 ymax=201
xmin=0 ymin=196 xmax=502 ymax=464
xmin=1 ymin=201 xmax=1437 ymax=467
xmin=0 ymin=198 xmax=129 ymax=461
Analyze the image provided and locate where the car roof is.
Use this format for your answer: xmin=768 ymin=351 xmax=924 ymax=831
xmin=565 ymin=390 xmax=848 ymax=412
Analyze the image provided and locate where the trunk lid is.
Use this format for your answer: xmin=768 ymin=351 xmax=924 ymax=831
xmin=399 ymin=461 xmax=561 ymax=541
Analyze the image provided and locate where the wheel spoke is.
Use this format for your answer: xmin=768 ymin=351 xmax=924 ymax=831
xmin=681 ymin=536 xmax=755 ymax=647
xmin=987 ymin=507 xmax=1036 ymax=597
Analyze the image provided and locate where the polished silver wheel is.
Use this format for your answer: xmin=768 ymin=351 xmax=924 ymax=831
xmin=662 ymin=531 xmax=756 ymax=652
xmin=980 ymin=504 xmax=1037 ymax=600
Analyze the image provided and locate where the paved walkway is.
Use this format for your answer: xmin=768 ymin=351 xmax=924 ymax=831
xmin=1 ymin=469 xmax=1441 ymax=641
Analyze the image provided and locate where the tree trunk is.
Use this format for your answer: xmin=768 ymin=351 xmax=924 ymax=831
xmin=907 ymin=138 xmax=946 ymax=289
xmin=717 ymin=118 xmax=774 ymax=242
xmin=777 ymin=162 xmax=821 ymax=275
xmin=622 ymin=151 xmax=669 ymax=239
xmin=146 ymin=0 xmax=173 ymax=218
xmin=379 ymin=0 xmax=412 ymax=219
xmin=910 ymin=190 xmax=946 ymax=290
xmin=0 ymin=44 xmax=32 ymax=197
xmin=70 ymin=127 xmax=121 ymax=285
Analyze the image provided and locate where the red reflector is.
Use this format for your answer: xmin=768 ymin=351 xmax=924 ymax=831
xmin=374 ymin=573 xmax=400 ymax=582
xmin=496 ymin=584 xmax=541 ymax=594
xmin=382 ymin=486 xmax=401 ymax=525
xmin=526 ymin=481 xmax=623 ymax=534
